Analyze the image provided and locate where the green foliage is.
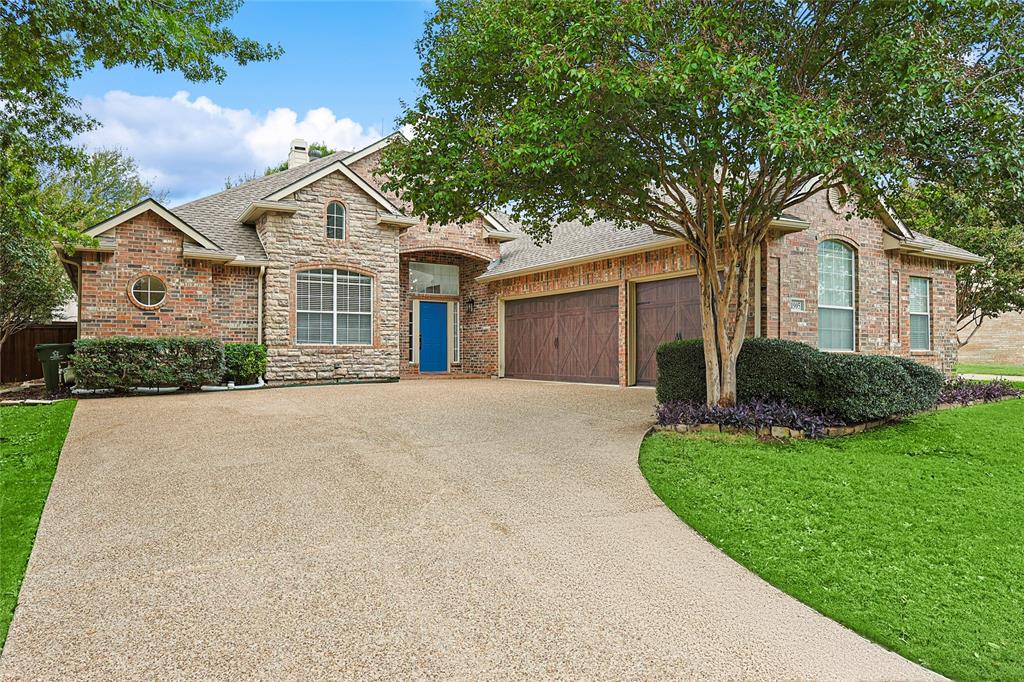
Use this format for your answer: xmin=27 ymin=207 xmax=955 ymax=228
xmin=0 ymin=401 xmax=76 ymax=648
xmin=639 ymin=399 xmax=1024 ymax=680
xmin=654 ymin=339 xmax=706 ymax=403
xmin=0 ymin=224 xmax=74 ymax=348
xmin=223 ymin=343 xmax=267 ymax=384
xmin=893 ymin=182 xmax=1024 ymax=343
xmin=71 ymin=337 xmax=225 ymax=391
xmin=656 ymin=338 xmax=941 ymax=422
xmin=0 ymin=0 xmax=280 ymax=246
xmin=383 ymin=0 xmax=1024 ymax=404
xmin=814 ymin=353 xmax=922 ymax=423
xmin=39 ymin=149 xmax=162 ymax=234
xmin=891 ymin=357 xmax=945 ymax=413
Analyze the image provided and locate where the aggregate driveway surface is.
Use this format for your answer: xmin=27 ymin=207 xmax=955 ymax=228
xmin=1 ymin=380 xmax=937 ymax=680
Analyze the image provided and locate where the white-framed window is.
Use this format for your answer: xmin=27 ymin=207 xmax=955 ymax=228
xmin=909 ymin=276 xmax=931 ymax=351
xmin=817 ymin=239 xmax=856 ymax=351
xmin=129 ymin=274 xmax=166 ymax=309
xmin=296 ymin=269 xmax=372 ymax=345
xmin=326 ymin=201 xmax=346 ymax=239
xmin=410 ymin=262 xmax=459 ymax=295
xmin=452 ymin=301 xmax=460 ymax=363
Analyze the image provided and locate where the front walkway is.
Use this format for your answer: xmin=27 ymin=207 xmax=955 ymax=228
xmin=1 ymin=380 xmax=935 ymax=680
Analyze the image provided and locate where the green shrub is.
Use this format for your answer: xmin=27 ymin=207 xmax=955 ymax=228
xmin=656 ymin=337 xmax=942 ymax=422
xmin=71 ymin=336 xmax=224 ymax=391
xmin=656 ymin=337 xmax=820 ymax=405
xmin=655 ymin=339 xmax=706 ymax=403
xmin=223 ymin=343 xmax=267 ymax=384
xmin=815 ymin=353 xmax=919 ymax=422
xmin=892 ymin=357 xmax=944 ymax=412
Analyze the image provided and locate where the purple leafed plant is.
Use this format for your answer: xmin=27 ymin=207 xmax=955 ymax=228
xmin=656 ymin=400 xmax=842 ymax=438
xmin=939 ymin=379 xmax=1023 ymax=405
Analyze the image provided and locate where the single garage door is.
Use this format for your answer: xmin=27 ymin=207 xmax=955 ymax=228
xmin=504 ymin=288 xmax=619 ymax=384
xmin=634 ymin=276 xmax=702 ymax=385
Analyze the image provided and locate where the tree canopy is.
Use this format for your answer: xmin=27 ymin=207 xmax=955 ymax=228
xmin=0 ymin=0 xmax=280 ymax=245
xmin=895 ymin=181 xmax=1024 ymax=346
xmin=383 ymin=0 xmax=1024 ymax=404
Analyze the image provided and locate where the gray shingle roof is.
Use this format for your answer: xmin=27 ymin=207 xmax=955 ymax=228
xmin=485 ymin=217 xmax=677 ymax=279
xmin=484 ymin=215 xmax=981 ymax=279
xmin=485 ymin=212 xmax=805 ymax=279
xmin=172 ymin=150 xmax=351 ymax=260
xmin=905 ymin=230 xmax=985 ymax=263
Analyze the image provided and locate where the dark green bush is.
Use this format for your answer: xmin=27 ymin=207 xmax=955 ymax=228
xmin=655 ymin=339 xmax=706 ymax=403
xmin=892 ymin=356 xmax=944 ymax=412
xmin=71 ymin=336 xmax=224 ymax=391
xmin=656 ymin=337 xmax=820 ymax=405
xmin=656 ymin=337 xmax=943 ymax=423
xmin=223 ymin=343 xmax=267 ymax=384
xmin=815 ymin=353 xmax=919 ymax=422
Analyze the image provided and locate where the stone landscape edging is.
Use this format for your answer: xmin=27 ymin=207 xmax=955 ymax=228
xmin=652 ymin=394 xmax=1022 ymax=440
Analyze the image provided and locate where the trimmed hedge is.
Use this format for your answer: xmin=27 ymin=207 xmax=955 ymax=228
xmin=71 ymin=336 xmax=224 ymax=391
xmin=656 ymin=337 xmax=943 ymax=423
xmin=223 ymin=343 xmax=267 ymax=384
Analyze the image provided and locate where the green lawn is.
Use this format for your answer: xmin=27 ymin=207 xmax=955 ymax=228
xmin=640 ymin=399 xmax=1024 ymax=682
xmin=0 ymin=401 xmax=75 ymax=648
xmin=957 ymin=361 xmax=1024 ymax=377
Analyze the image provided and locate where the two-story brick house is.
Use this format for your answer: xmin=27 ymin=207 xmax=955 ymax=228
xmin=63 ymin=134 xmax=982 ymax=386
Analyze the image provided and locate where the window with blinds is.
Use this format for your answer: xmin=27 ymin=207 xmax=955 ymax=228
xmin=909 ymin=277 xmax=931 ymax=351
xmin=296 ymin=269 xmax=372 ymax=345
xmin=817 ymin=240 xmax=856 ymax=351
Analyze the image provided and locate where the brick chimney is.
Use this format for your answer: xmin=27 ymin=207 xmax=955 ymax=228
xmin=287 ymin=138 xmax=309 ymax=169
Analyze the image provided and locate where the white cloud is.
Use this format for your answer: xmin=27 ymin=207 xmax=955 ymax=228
xmin=77 ymin=90 xmax=383 ymax=204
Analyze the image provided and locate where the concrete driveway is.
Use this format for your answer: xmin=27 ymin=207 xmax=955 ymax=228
xmin=1 ymin=380 xmax=935 ymax=680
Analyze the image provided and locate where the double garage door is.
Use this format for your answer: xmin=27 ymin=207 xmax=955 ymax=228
xmin=503 ymin=276 xmax=701 ymax=385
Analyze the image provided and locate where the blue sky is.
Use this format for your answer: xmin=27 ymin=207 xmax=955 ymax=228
xmin=69 ymin=1 xmax=433 ymax=204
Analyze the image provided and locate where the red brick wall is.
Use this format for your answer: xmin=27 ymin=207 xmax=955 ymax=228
xmin=489 ymin=195 xmax=961 ymax=384
xmin=399 ymin=252 xmax=497 ymax=377
xmin=960 ymin=312 xmax=1024 ymax=365
xmin=767 ymin=192 xmax=959 ymax=373
xmin=77 ymin=211 xmax=258 ymax=342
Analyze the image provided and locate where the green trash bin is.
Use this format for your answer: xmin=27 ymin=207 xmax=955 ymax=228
xmin=35 ymin=343 xmax=75 ymax=394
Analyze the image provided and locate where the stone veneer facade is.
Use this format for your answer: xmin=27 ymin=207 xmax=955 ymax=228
xmin=76 ymin=212 xmax=259 ymax=342
xmin=255 ymin=169 xmax=402 ymax=383
xmin=73 ymin=149 xmax=964 ymax=385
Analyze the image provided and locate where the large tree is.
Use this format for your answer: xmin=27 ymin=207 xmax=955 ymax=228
xmin=894 ymin=182 xmax=1024 ymax=347
xmin=39 ymin=148 xmax=164 ymax=231
xmin=0 ymin=0 xmax=280 ymax=246
xmin=0 ymin=225 xmax=74 ymax=362
xmin=381 ymin=0 xmax=1024 ymax=405
xmin=0 ymin=148 xmax=161 ymax=360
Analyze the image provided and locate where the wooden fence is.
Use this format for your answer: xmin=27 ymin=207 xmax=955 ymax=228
xmin=0 ymin=323 xmax=77 ymax=383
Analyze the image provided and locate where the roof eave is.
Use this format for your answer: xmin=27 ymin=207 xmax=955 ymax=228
xmin=237 ymin=200 xmax=300 ymax=225
xmin=376 ymin=214 xmax=420 ymax=228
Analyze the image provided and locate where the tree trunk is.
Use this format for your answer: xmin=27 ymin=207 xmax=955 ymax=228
xmin=693 ymin=241 xmax=757 ymax=407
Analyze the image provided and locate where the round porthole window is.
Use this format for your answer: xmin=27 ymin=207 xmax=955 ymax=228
xmin=129 ymin=275 xmax=167 ymax=309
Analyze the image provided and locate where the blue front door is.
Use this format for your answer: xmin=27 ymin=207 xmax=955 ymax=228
xmin=420 ymin=301 xmax=448 ymax=372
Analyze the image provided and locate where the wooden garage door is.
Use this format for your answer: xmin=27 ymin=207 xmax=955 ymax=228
xmin=634 ymin=276 xmax=702 ymax=385
xmin=504 ymin=288 xmax=619 ymax=384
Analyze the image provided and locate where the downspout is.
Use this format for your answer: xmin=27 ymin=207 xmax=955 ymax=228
xmin=257 ymin=265 xmax=266 ymax=344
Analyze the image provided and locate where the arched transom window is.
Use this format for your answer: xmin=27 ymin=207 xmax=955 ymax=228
xmin=817 ymin=240 xmax=856 ymax=351
xmin=296 ymin=269 xmax=371 ymax=345
xmin=326 ymin=201 xmax=346 ymax=239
